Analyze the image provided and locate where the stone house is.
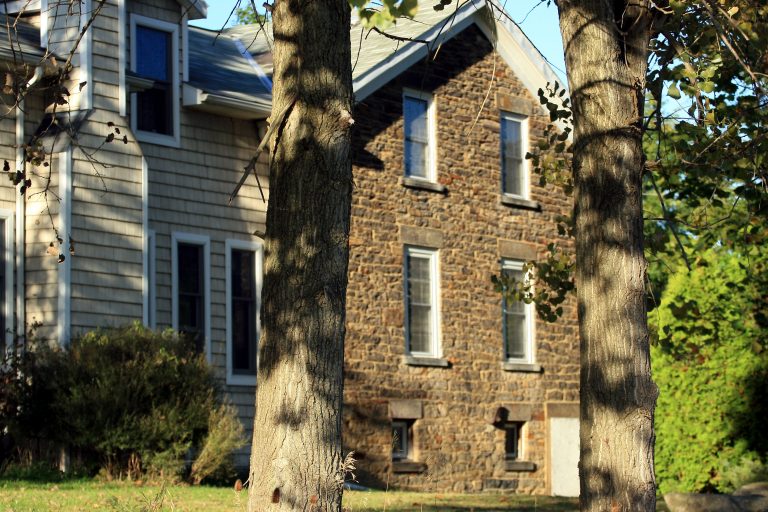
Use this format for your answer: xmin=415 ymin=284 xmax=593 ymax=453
xmin=0 ymin=0 xmax=579 ymax=496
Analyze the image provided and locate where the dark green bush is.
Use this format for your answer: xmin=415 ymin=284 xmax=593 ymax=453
xmin=651 ymin=249 xmax=768 ymax=493
xmin=8 ymin=323 xmax=243 ymax=481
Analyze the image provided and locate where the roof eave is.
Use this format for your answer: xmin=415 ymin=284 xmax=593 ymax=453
xmin=183 ymin=83 xmax=271 ymax=119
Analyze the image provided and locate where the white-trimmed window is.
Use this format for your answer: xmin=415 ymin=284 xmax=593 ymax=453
xmin=501 ymin=112 xmax=529 ymax=198
xmin=226 ymin=239 xmax=263 ymax=386
xmin=0 ymin=210 xmax=13 ymax=355
xmin=171 ymin=233 xmax=210 ymax=359
xmin=403 ymin=89 xmax=436 ymax=181
xmin=404 ymin=246 xmax=440 ymax=357
xmin=501 ymin=259 xmax=534 ymax=363
xmin=130 ymin=15 xmax=180 ymax=146
xmin=505 ymin=422 xmax=523 ymax=461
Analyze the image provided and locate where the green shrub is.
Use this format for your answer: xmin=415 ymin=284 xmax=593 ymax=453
xmin=9 ymin=323 xmax=241 ymax=482
xmin=189 ymin=403 xmax=246 ymax=485
xmin=651 ymin=249 xmax=768 ymax=494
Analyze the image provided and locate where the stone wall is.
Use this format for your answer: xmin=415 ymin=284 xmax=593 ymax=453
xmin=343 ymin=24 xmax=579 ymax=494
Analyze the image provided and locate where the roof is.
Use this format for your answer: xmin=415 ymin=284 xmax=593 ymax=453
xmin=0 ymin=15 xmax=47 ymax=65
xmin=223 ymin=0 xmax=561 ymax=103
xmin=186 ymin=25 xmax=272 ymax=118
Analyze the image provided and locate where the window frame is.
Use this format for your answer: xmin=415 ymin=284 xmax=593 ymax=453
xmin=391 ymin=420 xmax=412 ymax=461
xmin=403 ymin=246 xmax=441 ymax=359
xmin=402 ymin=88 xmax=437 ymax=182
xmin=129 ymin=14 xmax=180 ymax=147
xmin=171 ymin=232 xmax=211 ymax=360
xmin=504 ymin=422 xmax=523 ymax=461
xmin=501 ymin=259 xmax=535 ymax=364
xmin=225 ymin=238 xmax=263 ymax=386
xmin=500 ymin=111 xmax=529 ymax=199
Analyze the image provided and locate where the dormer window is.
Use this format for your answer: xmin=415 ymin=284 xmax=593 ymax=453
xmin=130 ymin=15 xmax=180 ymax=146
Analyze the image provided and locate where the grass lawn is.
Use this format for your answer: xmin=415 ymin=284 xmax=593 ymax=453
xmin=0 ymin=479 xmax=582 ymax=511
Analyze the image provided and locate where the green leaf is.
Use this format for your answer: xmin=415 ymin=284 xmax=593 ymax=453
xmin=667 ymin=83 xmax=681 ymax=99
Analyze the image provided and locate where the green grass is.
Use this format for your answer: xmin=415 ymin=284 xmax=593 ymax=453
xmin=0 ymin=479 xmax=581 ymax=511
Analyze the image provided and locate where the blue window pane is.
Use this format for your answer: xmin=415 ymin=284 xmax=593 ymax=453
xmin=136 ymin=26 xmax=170 ymax=81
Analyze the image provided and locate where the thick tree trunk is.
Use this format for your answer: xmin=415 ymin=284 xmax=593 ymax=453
xmin=557 ymin=1 xmax=658 ymax=510
xmin=247 ymin=1 xmax=353 ymax=510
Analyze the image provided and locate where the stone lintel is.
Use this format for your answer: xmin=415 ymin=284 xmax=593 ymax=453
xmin=389 ymin=399 xmax=423 ymax=420
xmin=400 ymin=225 xmax=443 ymax=248
xmin=546 ymin=402 xmax=580 ymax=418
xmin=497 ymin=240 xmax=537 ymax=262
xmin=496 ymin=93 xmax=535 ymax=116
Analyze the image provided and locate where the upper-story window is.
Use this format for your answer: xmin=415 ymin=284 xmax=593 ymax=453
xmin=501 ymin=112 xmax=529 ymax=198
xmin=130 ymin=15 xmax=180 ymax=146
xmin=404 ymin=246 xmax=440 ymax=358
xmin=501 ymin=259 xmax=534 ymax=363
xmin=403 ymin=90 xmax=436 ymax=181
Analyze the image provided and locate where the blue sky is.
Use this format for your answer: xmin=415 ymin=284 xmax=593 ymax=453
xmin=191 ymin=1 xmax=566 ymax=81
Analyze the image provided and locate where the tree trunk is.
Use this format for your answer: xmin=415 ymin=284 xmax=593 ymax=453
xmin=247 ymin=1 xmax=353 ymax=510
xmin=557 ymin=1 xmax=658 ymax=510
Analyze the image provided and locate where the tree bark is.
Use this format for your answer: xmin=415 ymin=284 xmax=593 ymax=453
xmin=247 ymin=1 xmax=353 ymax=510
xmin=557 ymin=1 xmax=658 ymax=510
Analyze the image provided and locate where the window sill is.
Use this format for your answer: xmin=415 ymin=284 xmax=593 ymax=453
xmin=403 ymin=355 xmax=450 ymax=368
xmin=400 ymin=177 xmax=447 ymax=194
xmin=501 ymin=362 xmax=542 ymax=373
xmin=501 ymin=195 xmax=541 ymax=211
xmin=135 ymin=129 xmax=181 ymax=148
xmin=392 ymin=460 xmax=428 ymax=473
xmin=505 ymin=460 xmax=536 ymax=472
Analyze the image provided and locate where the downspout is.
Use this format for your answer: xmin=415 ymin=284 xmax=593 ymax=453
xmin=15 ymin=66 xmax=44 ymax=347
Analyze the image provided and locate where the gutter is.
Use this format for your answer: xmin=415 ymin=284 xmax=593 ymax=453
xmin=182 ymin=83 xmax=272 ymax=119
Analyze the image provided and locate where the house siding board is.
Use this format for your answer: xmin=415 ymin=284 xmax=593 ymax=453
xmin=343 ymin=25 xmax=578 ymax=494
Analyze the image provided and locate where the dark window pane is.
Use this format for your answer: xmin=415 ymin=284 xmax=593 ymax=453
xmin=502 ymin=266 xmax=528 ymax=360
xmin=505 ymin=424 xmax=519 ymax=460
xmin=232 ymin=249 xmax=257 ymax=375
xmin=137 ymin=86 xmax=172 ymax=134
xmin=136 ymin=26 xmax=170 ymax=81
xmin=178 ymin=243 xmax=204 ymax=352
xmin=406 ymin=252 xmax=433 ymax=354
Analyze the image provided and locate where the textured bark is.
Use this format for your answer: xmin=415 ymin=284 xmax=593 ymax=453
xmin=557 ymin=1 xmax=658 ymax=510
xmin=246 ymin=0 xmax=353 ymax=510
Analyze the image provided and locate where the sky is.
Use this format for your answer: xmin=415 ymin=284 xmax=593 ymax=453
xmin=190 ymin=1 xmax=567 ymax=81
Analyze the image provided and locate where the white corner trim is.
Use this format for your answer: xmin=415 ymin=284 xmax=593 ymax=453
xmin=57 ymin=147 xmax=72 ymax=347
xmin=39 ymin=0 xmax=49 ymax=47
xmin=118 ymin=0 xmax=126 ymax=116
xmin=171 ymin=231 xmax=211 ymax=361
xmin=78 ymin=0 xmax=93 ymax=111
xmin=182 ymin=11 xmax=189 ymax=82
xmin=15 ymin=101 xmax=25 ymax=346
xmin=129 ymin=14 xmax=181 ymax=148
xmin=225 ymin=238 xmax=263 ymax=387
xmin=141 ymin=157 xmax=150 ymax=326
xmin=0 ymin=209 xmax=15 ymax=351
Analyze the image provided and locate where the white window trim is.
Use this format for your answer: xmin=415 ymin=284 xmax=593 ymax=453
xmin=144 ymin=229 xmax=156 ymax=329
xmin=501 ymin=259 xmax=535 ymax=364
xmin=500 ymin=112 xmax=530 ymax=200
xmin=404 ymin=246 xmax=441 ymax=359
xmin=0 ymin=209 xmax=14 ymax=352
xmin=225 ymin=238 xmax=263 ymax=387
xmin=403 ymin=88 xmax=437 ymax=182
xmin=130 ymin=14 xmax=181 ymax=147
xmin=171 ymin=232 xmax=211 ymax=361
